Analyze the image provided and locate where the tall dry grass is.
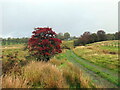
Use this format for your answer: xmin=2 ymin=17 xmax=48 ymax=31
xmin=23 ymin=61 xmax=68 ymax=88
xmin=61 ymin=62 xmax=81 ymax=88
xmin=50 ymin=59 xmax=96 ymax=88
xmin=49 ymin=58 xmax=66 ymax=66
xmin=2 ymin=58 xmax=98 ymax=88
xmin=2 ymin=75 xmax=30 ymax=88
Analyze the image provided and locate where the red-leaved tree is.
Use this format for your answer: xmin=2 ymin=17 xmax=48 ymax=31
xmin=28 ymin=27 xmax=62 ymax=61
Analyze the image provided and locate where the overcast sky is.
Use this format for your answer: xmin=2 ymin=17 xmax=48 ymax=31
xmin=0 ymin=0 xmax=119 ymax=38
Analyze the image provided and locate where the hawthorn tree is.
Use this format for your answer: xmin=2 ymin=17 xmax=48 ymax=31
xmin=28 ymin=27 xmax=62 ymax=61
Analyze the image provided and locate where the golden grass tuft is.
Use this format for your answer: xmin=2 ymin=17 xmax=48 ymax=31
xmin=2 ymin=75 xmax=30 ymax=88
xmin=23 ymin=61 xmax=68 ymax=88
xmin=61 ymin=62 xmax=82 ymax=88
xmin=49 ymin=58 xmax=63 ymax=66
xmin=49 ymin=58 xmax=67 ymax=67
xmin=50 ymin=59 xmax=97 ymax=88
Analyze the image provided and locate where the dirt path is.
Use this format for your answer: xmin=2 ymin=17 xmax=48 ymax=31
xmin=64 ymin=50 xmax=118 ymax=88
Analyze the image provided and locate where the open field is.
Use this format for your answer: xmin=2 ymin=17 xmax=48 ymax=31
xmin=1 ymin=44 xmax=95 ymax=88
xmin=73 ymin=40 xmax=119 ymax=71
xmin=57 ymin=50 xmax=118 ymax=87
xmin=1 ymin=40 xmax=119 ymax=88
xmin=56 ymin=40 xmax=119 ymax=87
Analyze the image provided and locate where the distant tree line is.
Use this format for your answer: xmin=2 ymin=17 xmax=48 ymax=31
xmin=1 ymin=32 xmax=74 ymax=45
xmin=1 ymin=30 xmax=119 ymax=46
xmin=74 ymin=30 xmax=120 ymax=46
xmin=56 ymin=32 xmax=78 ymax=40
xmin=0 ymin=37 xmax=29 ymax=45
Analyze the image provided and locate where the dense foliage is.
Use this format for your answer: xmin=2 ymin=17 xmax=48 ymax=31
xmin=74 ymin=31 xmax=120 ymax=46
xmin=28 ymin=27 xmax=62 ymax=61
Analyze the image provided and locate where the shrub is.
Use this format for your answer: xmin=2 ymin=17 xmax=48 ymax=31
xmin=2 ymin=52 xmax=28 ymax=74
xmin=28 ymin=27 xmax=62 ymax=61
xmin=74 ymin=39 xmax=81 ymax=46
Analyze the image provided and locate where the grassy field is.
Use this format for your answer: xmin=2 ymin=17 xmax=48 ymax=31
xmin=61 ymin=40 xmax=74 ymax=49
xmin=1 ymin=40 xmax=119 ymax=88
xmin=73 ymin=40 xmax=119 ymax=72
xmin=57 ymin=50 xmax=118 ymax=87
xmin=56 ymin=40 xmax=119 ymax=87
xmin=1 ymin=44 xmax=95 ymax=88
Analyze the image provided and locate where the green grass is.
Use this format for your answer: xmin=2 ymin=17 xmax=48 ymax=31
xmin=100 ymin=46 xmax=118 ymax=53
xmin=56 ymin=50 xmax=118 ymax=87
xmin=70 ymin=50 xmax=118 ymax=85
xmin=73 ymin=40 xmax=119 ymax=71
xmin=61 ymin=40 xmax=74 ymax=49
xmin=2 ymin=47 xmax=28 ymax=61
xmin=1 ymin=44 xmax=25 ymax=48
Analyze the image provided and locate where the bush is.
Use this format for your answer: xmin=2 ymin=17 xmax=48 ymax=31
xmin=74 ymin=39 xmax=81 ymax=46
xmin=2 ymin=52 xmax=28 ymax=74
xmin=28 ymin=27 xmax=62 ymax=61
